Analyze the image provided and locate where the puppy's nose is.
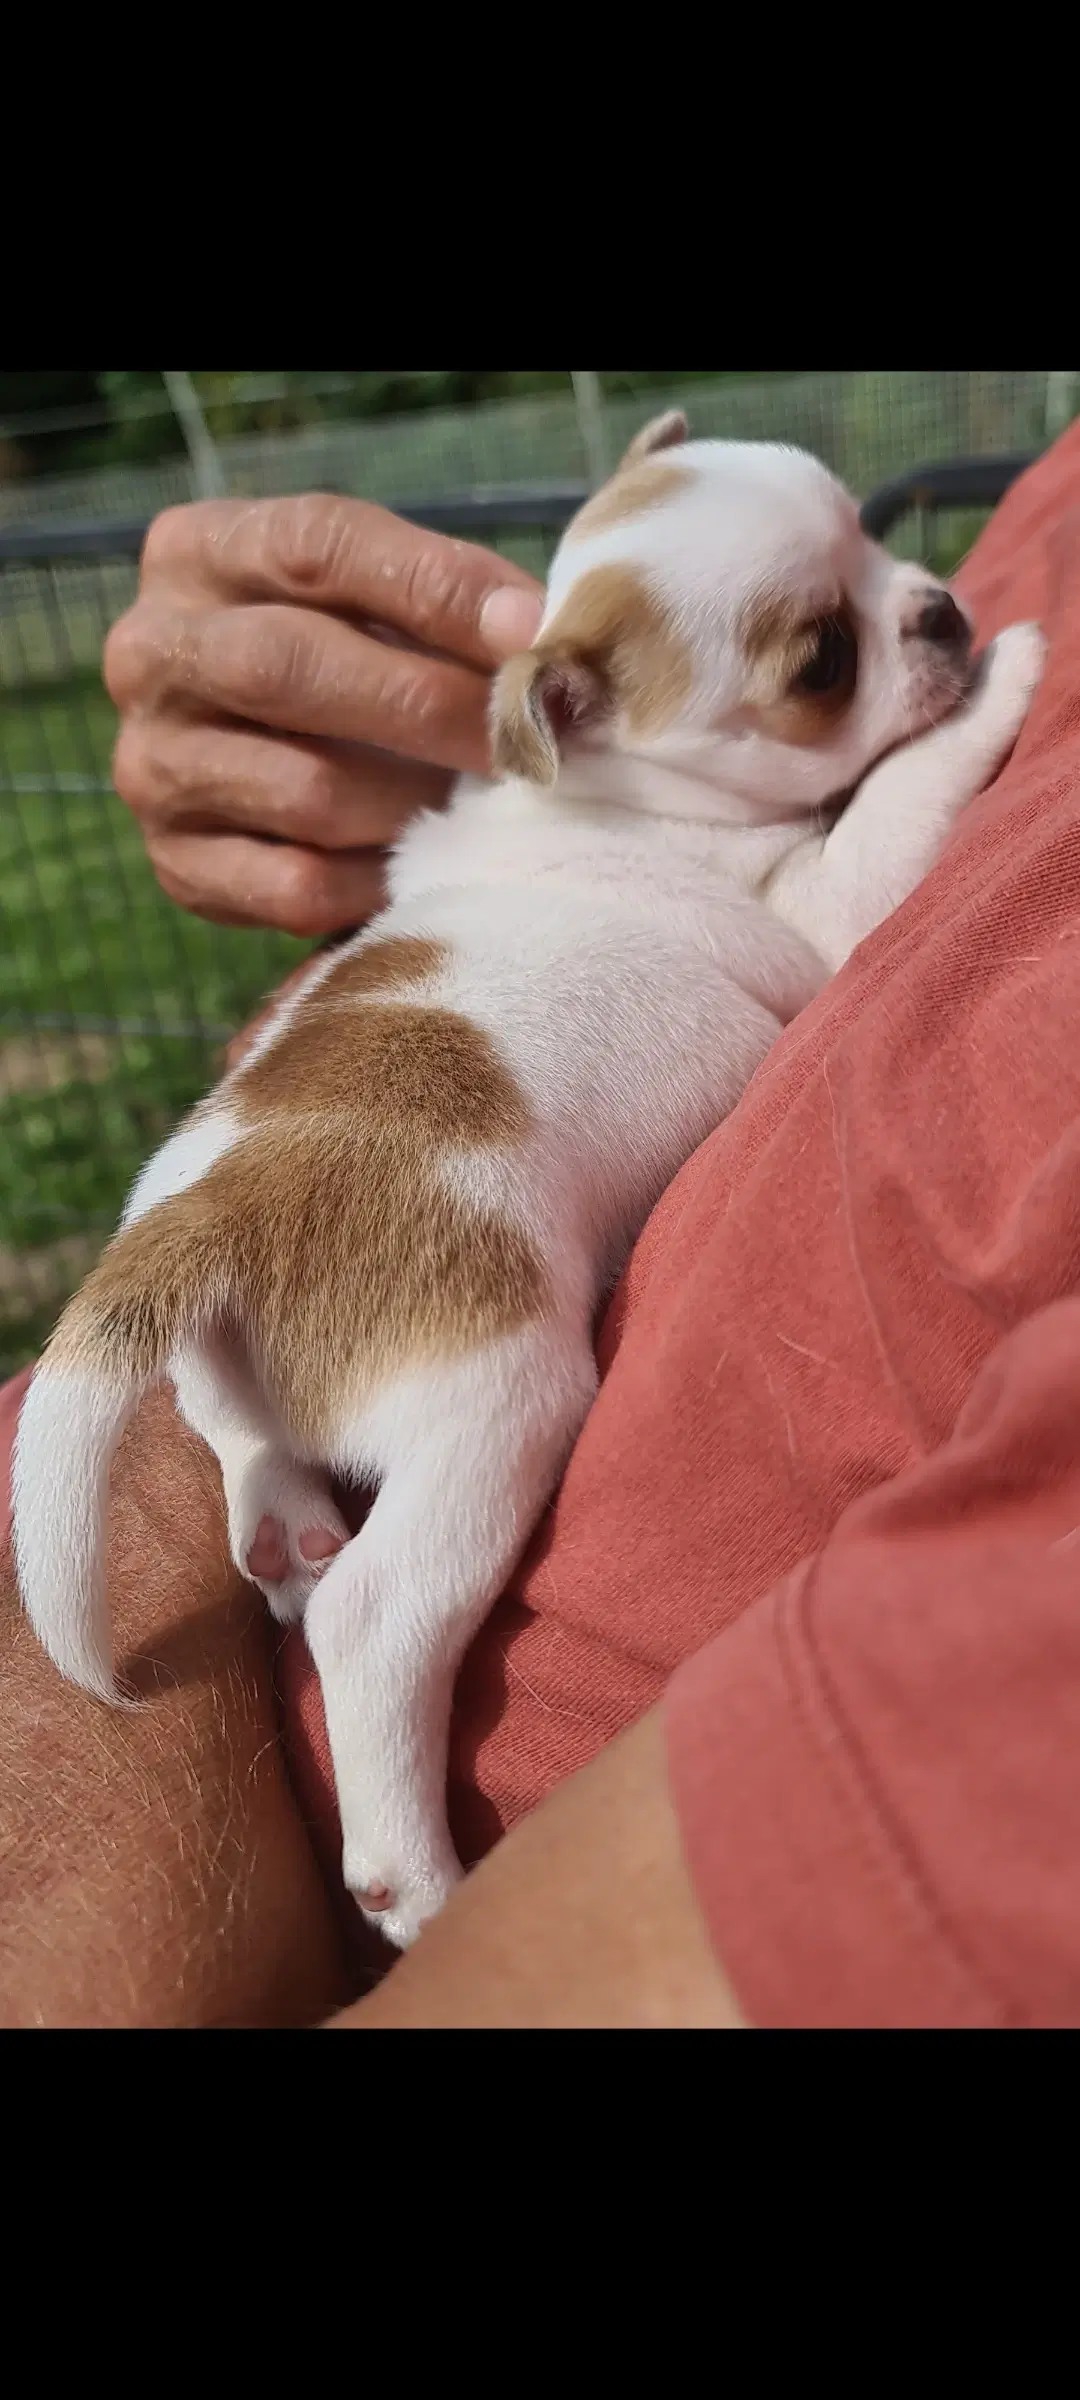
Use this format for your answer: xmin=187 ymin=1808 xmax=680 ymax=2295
xmin=915 ymin=590 xmax=969 ymax=648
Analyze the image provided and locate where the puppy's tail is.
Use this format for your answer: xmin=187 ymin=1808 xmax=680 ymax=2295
xmin=12 ymin=1197 xmax=226 ymax=1701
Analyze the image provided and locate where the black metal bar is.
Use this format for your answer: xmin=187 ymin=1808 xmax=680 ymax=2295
xmin=0 ymin=518 xmax=150 ymax=562
xmin=0 ymin=489 xmax=591 ymax=565
xmin=859 ymin=455 xmax=1035 ymax=541
xmin=0 ymin=457 xmax=1037 ymax=567
xmin=394 ymin=484 xmax=589 ymax=532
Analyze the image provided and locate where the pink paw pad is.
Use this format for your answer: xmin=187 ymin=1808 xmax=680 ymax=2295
xmin=247 ymin=1517 xmax=290 ymax=1582
xmin=299 ymin=1526 xmax=347 ymax=1566
xmin=358 ymin=1885 xmax=393 ymax=1914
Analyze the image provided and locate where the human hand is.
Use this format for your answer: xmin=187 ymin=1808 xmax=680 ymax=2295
xmin=105 ymin=495 xmax=544 ymax=937
xmin=326 ymin=1711 xmax=747 ymax=2031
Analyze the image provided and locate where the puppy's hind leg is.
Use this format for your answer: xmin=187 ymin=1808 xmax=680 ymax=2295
xmin=305 ymin=1324 xmax=599 ymax=1950
xmin=173 ymin=1347 xmax=349 ymax=1626
xmin=121 ymin=1107 xmax=350 ymax=1623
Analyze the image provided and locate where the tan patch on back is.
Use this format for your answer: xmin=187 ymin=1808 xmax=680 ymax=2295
xmin=305 ymin=935 xmax=445 ymax=1008
xmin=221 ymin=937 xmax=443 ymax=1078
xmin=50 ymin=957 xmax=546 ymax=1447
xmin=234 ymin=986 xmax=527 ymax=1143
xmin=566 ymin=459 xmax=692 ymax=547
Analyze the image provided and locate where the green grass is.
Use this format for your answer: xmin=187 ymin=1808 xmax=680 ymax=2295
xmin=0 ymin=673 xmax=309 ymax=1371
xmin=0 ymin=677 xmax=306 ymax=1023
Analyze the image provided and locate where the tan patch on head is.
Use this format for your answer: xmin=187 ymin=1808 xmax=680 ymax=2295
xmin=740 ymin=590 xmax=858 ymax=747
xmin=741 ymin=589 xmax=815 ymax=683
xmin=490 ymin=563 xmax=693 ymax=785
xmin=566 ymin=459 xmax=692 ymax=547
xmin=51 ymin=964 xmax=546 ymax=1447
xmin=554 ymin=566 xmax=693 ymax=740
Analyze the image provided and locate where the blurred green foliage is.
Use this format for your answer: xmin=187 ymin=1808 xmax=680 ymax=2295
xmin=0 ymin=371 xmax=788 ymax=477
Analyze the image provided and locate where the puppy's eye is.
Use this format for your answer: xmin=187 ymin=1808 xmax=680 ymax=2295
xmin=794 ymin=614 xmax=858 ymax=698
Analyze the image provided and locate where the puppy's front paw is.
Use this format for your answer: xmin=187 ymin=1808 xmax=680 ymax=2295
xmin=979 ymin=620 xmax=1048 ymax=731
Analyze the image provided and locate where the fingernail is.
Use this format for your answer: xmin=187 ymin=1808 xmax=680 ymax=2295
xmin=479 ymin=586 xmax=544 ymax=658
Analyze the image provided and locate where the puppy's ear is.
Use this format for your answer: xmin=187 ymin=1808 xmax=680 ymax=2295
xmin=621 ymin=409 xmax=690 ymax=468
xmin=490 ymin=565 xmax=693 ymax=787
xmin=490 ymin=648 xmax=606 ymax=787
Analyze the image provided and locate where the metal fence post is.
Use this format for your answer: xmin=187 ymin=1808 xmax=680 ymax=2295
xmin=1045 ymin=373 xmax=1078 ymax=441
xmin=570 ymin=372 xmax=610 ymax=490
xmin=161 ymin=371 xmax=227 ymax=501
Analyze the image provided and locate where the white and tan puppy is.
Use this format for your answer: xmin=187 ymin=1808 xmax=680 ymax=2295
xmin=14 ymin=418 xmax=1044 ymax=1947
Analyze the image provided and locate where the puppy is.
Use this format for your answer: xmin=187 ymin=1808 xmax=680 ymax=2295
xmin=14 ymin=418 xmax=1045 ymax=1948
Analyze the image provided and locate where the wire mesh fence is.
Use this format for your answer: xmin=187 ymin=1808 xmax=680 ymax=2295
xmin=0 ymin=506 xmax=571 ymax=1372
xmin=0 ymin=370 xmax=1066 ymax=528
xmin=0 ymin=369 xmax=1064 ymax=1373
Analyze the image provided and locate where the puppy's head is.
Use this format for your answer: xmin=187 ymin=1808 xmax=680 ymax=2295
xmin=491 ymin=416 xmax=974 ymax=818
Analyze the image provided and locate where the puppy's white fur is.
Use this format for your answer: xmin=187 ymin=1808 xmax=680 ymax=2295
xmin=14 ymin=427 xmax=1045 ymax=1947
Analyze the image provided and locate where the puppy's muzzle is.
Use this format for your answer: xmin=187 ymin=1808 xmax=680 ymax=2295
xmin=909 ymin=590 xmax=971 ymax=653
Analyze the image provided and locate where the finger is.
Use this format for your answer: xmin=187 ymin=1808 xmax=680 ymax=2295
xmin=114 ymin=717 xmax=451 ymax=849
xmin=146 ymin=828 xmax=389 ymax=938
xmin=139 ymin=496 xmax=545 ymax=667
xmin=122 ymin=604 xmax=498 ymax=772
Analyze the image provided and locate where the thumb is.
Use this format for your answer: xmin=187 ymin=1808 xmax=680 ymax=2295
xmin=478 ymin=581 xmax=545 ymax=662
